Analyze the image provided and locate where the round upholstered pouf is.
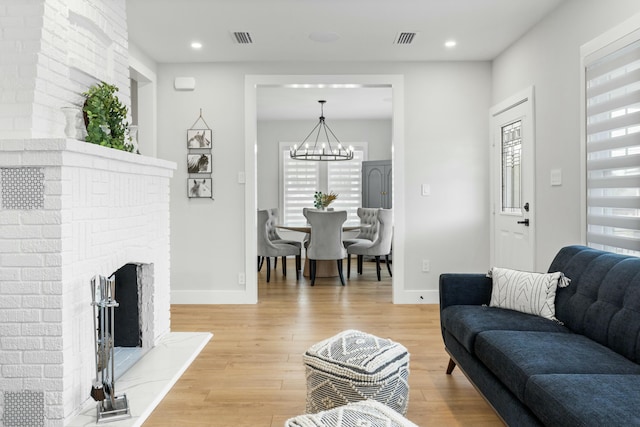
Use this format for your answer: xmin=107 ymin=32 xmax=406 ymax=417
xmin=285 ymin=399 xmax=418 ymax=427
xmin=303 ymin=329 xmax=410 ymax=415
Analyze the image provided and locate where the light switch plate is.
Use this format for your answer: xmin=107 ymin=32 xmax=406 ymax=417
xmin=421 ymin=184 xmax=430 ymax=196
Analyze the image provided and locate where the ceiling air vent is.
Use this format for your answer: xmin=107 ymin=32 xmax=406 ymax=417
xmin=233 ymin=32 xmax=253 ymax=44
xmin=395 ymin=32 xmax=417 ymax=45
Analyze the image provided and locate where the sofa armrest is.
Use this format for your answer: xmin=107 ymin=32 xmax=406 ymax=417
xmin=439 ymin=273 xmax=492 ymax=310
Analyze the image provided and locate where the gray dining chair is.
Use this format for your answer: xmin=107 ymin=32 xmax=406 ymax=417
xmin=304 ymin=209 xmax=348 ymax=286
xmin=257 ymin=209 xmax=301 ymax=282
xmin=347 ymin=208 xmax=393 ymax=281
xmin=258 ymin=208 xmax=302 ymax=271
xmin=343 ymin=207 xmax=379 ymax=249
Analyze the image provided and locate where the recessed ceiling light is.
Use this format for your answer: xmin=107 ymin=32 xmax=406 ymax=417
xmin=191 ymin=42 xmax=202 ymax=49
xmin=445 ymin=40 xmax=457 ymax=48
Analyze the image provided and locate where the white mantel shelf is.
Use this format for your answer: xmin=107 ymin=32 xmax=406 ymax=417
xmin=0 ymin=138 xmax=176 ymax=174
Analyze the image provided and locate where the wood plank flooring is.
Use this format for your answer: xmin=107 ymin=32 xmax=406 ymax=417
xmin=143 ymin=259 xmax=502 ymax=426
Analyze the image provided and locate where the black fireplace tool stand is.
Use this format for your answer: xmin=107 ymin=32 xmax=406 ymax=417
xmin=90 ymin=275 xmax=131 ymax=423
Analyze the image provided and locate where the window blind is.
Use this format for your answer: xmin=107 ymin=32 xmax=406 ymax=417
xmin=280 ymin=143 xmax=367 ymax=226
xmin=585 ymin=37 xmax=640 ymax=255
xmin=281 ymin=151 xmax=319 ymax=226
xmin=328 ymin=150 xmax=364 ymax=225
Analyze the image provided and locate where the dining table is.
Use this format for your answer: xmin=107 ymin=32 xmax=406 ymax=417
xmin=276 ymin=224 xmax=369 ymax=278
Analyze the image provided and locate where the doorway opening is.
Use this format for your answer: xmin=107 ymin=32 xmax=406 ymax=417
xmin=244 ymin=75 xmax=405 ymax=303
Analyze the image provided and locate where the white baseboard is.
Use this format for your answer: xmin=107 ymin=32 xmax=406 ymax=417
xmin=171 ymin=289 xmax=256 ymax=304
xmin=393 ymin=289 xmax=439 ymax=304
xmin=172 ymin=289 xmax=439 ymax=305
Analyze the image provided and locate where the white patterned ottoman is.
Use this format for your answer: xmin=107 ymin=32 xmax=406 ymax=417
xmin=285 ymin=399 xmax=418 ymax=427
xmin=303 ymin=329 xmax=410 ymax=415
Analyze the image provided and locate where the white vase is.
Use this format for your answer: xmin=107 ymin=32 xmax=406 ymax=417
xmin=61 ymin=106 xmax=81 ymax=139
xmin=128 ymin=125 xmax=139 ymax=153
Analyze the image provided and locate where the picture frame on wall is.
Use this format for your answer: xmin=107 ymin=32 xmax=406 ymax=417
xmin=187 ymin=153 xmax=212 ymax=173
xmin=188 ymin=178 xmax=212 ymax=199
xmin=187 ymin=129 xmax=212 ymax=148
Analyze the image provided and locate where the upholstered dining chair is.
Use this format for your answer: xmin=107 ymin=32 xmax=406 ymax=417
xmin=343 ymin=207 xmax=379 ymax=249
xmin=347 ymin=208 xmax=393 ymax=281
xmin=258 ymin=208 xmax=302 ymax=271
xmin=304 ymin=209 xmax=348 ymax=286
xmin=257 ymin=210 xmax=301 ymax=283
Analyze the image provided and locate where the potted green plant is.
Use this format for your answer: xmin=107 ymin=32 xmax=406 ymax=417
xmin=82 ymin=82 xmax=134 ymax=152
xmin=314 ymin=191 xmax=338 ymax=210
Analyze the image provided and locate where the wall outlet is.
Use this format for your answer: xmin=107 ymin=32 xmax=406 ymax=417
xmin=422 ymin=259 xmax=430 ymax=272
xmin=238 ymin=272 xmax=246 ymax=285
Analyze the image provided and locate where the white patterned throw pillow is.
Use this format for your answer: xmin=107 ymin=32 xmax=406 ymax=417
xmin=488 ymin=267 xmax=571 ymax=321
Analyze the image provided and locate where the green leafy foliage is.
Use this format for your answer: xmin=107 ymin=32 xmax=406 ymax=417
xmin=314 ymin=191 xmax=338 ymax=209
xmin=82 ymin=82 xmax=133 ymax=152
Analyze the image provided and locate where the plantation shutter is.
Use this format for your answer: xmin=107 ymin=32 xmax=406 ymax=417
xmin=280 ymin=142 xmax=368 ymax=226
xmin=328 ymin=149 xmax=365 ymax=225
xmin=281 ymin=150 xmax=319 ymax=226
xmin=585 ymin=36 xmax=640 ymax=255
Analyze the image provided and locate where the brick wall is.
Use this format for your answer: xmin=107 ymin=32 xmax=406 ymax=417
xmin=0 ymin=0 xmax=130 ymax=139
xmin=0 ymin=139 xmax=174 ymax=425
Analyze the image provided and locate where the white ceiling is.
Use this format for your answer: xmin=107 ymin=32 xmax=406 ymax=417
xmin=126 ymin=0 xmax=566 ymax=120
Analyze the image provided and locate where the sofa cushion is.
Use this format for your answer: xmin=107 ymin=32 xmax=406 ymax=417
xmin=524 ymin=374 xmax=640 ymax=427
xmin=441 ymin=305 xmax=569 ymax=354
xmin=475 ymin=331 xmax=640 ymax=402
xmin=488 ymin=267 xmax=569 ymax=321
xmin=548 ymin=245 xmax=640 ymax=364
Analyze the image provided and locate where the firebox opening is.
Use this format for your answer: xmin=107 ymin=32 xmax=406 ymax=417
xmin=105 ymin=262 xmax=155 ymax=379
xmin=113 ymin=263 xmax=142 ymax=347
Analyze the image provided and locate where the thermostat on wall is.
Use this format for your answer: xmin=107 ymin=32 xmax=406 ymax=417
xmin=174 ymin=77 xmax=196 ymax=91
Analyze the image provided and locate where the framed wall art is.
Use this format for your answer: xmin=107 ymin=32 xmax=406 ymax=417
xmin=187 ymin=109 xmax=214 ymax=200
xmin=187 ymin=153 xmax=211 ymax=173
xmin=187 ymin=129 xmax=212 ymax=148
xmin=187 ymin=178 xmax=212 ymax=199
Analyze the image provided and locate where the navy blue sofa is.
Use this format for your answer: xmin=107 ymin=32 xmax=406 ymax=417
xmin=439 ymin=245 xmax=640 ymax=426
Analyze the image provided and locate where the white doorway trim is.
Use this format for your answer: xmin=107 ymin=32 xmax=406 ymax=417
xmin=244 ymin=74 xmax=405 ymax=304
xmin=128 ymin=50 xmax=157 ymax=158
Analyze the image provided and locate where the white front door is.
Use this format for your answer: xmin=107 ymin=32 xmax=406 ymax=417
xmin=490 ymin=87 xmax=536 ymax=271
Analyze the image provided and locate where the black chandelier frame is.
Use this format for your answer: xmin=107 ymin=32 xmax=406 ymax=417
xmin=289 ymin=100 xmax=354 ymax=161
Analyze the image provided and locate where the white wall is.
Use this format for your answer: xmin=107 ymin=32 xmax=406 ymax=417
xmin=157 ymin=61 xmax=491 ymax=303
xmin=257 ymin=118 xmax=392 ymax=209
xmin=492 ymin=0 xmax=640 ymax=270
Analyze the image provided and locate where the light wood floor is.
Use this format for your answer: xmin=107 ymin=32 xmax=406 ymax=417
xmin=143 ymin=259 xmax=502 ymax=426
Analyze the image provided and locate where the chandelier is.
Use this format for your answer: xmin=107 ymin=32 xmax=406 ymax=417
xmin=290 ymin=100 xmax=354 ymax=161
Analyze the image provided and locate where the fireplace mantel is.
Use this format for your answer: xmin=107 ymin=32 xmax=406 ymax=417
xmin=1 ymin=138 xmax=175 ymax=171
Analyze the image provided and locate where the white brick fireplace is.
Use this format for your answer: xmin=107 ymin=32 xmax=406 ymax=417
xmin=0 ymin=1 xmax=179 ymax=423
xmin=0 ymin=139 xmax=175 ymax=425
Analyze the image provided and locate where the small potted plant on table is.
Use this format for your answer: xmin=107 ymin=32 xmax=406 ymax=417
xmin=314 ymin=191 xmax=338 ymax=210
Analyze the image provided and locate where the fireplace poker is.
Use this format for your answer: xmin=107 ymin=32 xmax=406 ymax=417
xmin=107 ymin=275 xmax=117 ymax=409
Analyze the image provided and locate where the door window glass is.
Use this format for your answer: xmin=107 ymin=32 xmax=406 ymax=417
xmin=501 ymin=120 xmax=522 ymax=214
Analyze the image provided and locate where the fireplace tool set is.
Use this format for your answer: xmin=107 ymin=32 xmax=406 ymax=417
xmin=90 ymin=274 xmax=131 ymax=423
